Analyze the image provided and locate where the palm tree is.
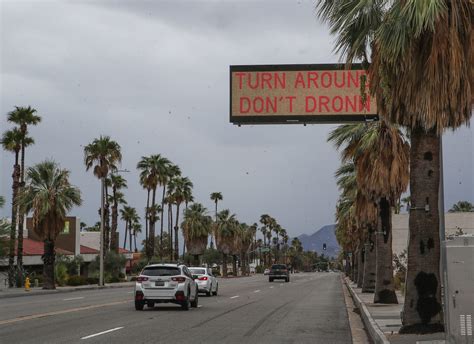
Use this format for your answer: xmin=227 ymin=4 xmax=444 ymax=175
xmin=215 ymin=209 xmax=237 ymax=277
xmin=168 ymin=176 xmax=189 ymax=261
xmin=120 ymin=206 xmax=139 ymax=251
xmin=182 ymin=203 xmax=212 ymax=265
xmin=132 ymin=222 xmax=142 ymax=253
xmin=449 ymin=201 xmax=474 ymax=213
xmin=210 ymin=192 xmax=223 ymax=248
xmin=7 ymin=106 xmax=41 ymax=286
xmin=16 ymin=161 xmax=82 ymax=289
xmin=160 ymin=162 xmax=178 ymax=254
xmin=181 ymin=177 xmax=194 ymax=259
xmin=108 ymin=190 xmax=127 ymax=252
xmin=137 ymin=155 xmax=170 ymax=259
xmin=329 ymin=121 xmax=410 ymax=303
xmin=318 ymin=1 xmax=473 ymax=331
xmin=84 ymin=136 xmax=122 ymax=259
xmin=1 ymin=128 xmax=24 ymax=287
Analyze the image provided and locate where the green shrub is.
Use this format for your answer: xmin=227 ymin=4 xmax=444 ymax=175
xmin=106 ymin=276 xmax=121 ymax=283
xmin=55 ymin=263 xmax=68 ymax=286
xmin=255 ymin=265 xmax=264 ymax=274
xmin=89 ymin=251 xmax=126 ymax=280
xmin=130 ymin=276 xmax=137 ymax=281
xmin=67 ymin=275 xmax=88 ymax=286
xmin=118 ymin=272 xmax=125 ymax=279
xmin=86 ymin=277 xmax=99 ymax=285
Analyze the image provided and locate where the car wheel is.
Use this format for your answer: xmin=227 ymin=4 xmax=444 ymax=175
xmin=285 ymin=278 xmax=289 ymax=283
xmin=269 ymin=278 xmax=273 ymax=282
xmin=135 ymin=301 xmax=144 ymax=311
xmin=212 ymin=283 xmax=218 ymax=296
xmin=191 ymin=290 xmax=199 ymax=308
xmin=147 ymin=301 xmax=155 ymax=308
xmin=182 ymin=296 xmax=191 ymax=311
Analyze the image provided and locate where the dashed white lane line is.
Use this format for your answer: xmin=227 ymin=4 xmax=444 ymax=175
xmin=81 ymin=327 xmax=123 ymax=340
xmin=197 ymin=305 xmax=203 ymax=308
xmin=127 ymin=291 xmax=134 ymax=294
xmin=63 ymin=297 xmax=84 ymax=301
xmin=269 ymin=286 xmax=274 ymax=289
xmin=254 ymin=290 xmax=261 ymax=293
xmin=230 ymin=295 xmax=240 ymax=299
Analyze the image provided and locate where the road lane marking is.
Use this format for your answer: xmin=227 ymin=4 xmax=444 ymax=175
xmin=197 ymin=305 xmax=203 ymax=308
xmin=269 ymin=286 xmax=274 ymax=289
xmin=254 ymin=290 xmax=260 ymax=293
xmin=63 ymin=297 xmax=84 ymax=301
xmin=81 ymin=327 xmax=123 ymax=340
xmin=127 ymin=291 xmax=134 ymax=294
xmin=230 ymin=295 xmax=240 ymax=299
xmin=0 ymin=300 xmax=130 ymax=326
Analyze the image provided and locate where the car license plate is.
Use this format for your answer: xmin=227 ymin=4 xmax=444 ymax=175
xmin=155 ymin=281 xmax=164 ymax=286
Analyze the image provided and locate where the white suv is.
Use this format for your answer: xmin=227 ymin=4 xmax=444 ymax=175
xmin=134 ymin=264 xmax=199 ymax=311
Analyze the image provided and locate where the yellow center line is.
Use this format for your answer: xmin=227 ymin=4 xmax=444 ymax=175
xmin=0 ymin=300 xmax=131 ymax=326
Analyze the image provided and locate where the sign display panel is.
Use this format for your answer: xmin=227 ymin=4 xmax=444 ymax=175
xmin=230 ymin=64 xmax=378 ymax=124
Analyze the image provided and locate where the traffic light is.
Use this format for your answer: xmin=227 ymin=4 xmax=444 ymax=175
xmin=323 ymin=243 xmax=327 ymax=251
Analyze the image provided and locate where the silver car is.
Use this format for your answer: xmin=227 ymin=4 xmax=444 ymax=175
xmin=134 ymin=264 xmax=199 ymax=311
xmin=189 ymin=267 xmax=218 ymax=296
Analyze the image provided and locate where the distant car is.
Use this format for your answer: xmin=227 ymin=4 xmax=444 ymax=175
xmin=269 ymin=264 xmax=289 ymax=282
xmin=263 ymin=268 xmax=270 ymax=275
xmin=189 ymin=266 xmax=218 ymax=296
xmin=134 ymin=264 xmax=199 ymax=311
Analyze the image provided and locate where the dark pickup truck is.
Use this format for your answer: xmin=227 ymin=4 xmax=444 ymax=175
xmin=269 ymin=264 xmax=290 ymax=282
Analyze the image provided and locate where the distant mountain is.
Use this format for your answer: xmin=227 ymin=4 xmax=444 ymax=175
xmin=296 ymin=224 xmax=339 ymax=258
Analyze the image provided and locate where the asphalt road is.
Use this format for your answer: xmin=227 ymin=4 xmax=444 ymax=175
xmin=0 ymin=272 xmax=351 ymax=344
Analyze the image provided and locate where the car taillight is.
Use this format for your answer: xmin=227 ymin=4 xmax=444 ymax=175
xmin=198 ymin=276 xmax=208 ymax=281
xmin=171 ymin=276 xmax=186 ymax=283
xmin=282 ymin=269 xmax=287 ymax=272
xmin=136 ymin=276 xmax=148 ymax=282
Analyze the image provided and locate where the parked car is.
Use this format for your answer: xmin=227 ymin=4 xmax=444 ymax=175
xmin=263 ymin=268 xmax=270 ymax=275
xmin=269 ymin=264 xmax=289 ymax=282
xmin=189 ymin=266 xmax=218 ymax=296
xmin=134 ymin=264 xmax=199 ymax=311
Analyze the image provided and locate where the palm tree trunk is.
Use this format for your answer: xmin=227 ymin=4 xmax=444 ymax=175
xmin=168 ymin=203 xmax=173 ymax=260
xmin=42 ymin=239 xmax=55 ymax=290
xmin=194 ymin=254 xmax=199 ymax=266
xmin=357 ymin=246 xmax=364 ymax=288
xmin=182 ymin=241 xmax=186 ymax=261
xmin=145 ymin=188 xmax=150 ymax=245
xmin=104 ymin=184 xmax=110 ymax=252
xmin=374 ymin=197 xmax=398 ymax=304
xmin=174 ymin=203 xmax=180 ymax=261
xmin=123 ymin=222 xmax=128 ymax=249
xmin=232 ymin=255 xmax=238 ymax=276
xmin=110 ymin=196 xmax=118 ymax=253
xmin=222 ymin=253 xmax=228 ymax=277
xmin=160 ymin=185 xmax=166 ymax=253
xmin=362 ymin=229 xmax=376 ymax=293
xmin=147 ymin=188 xmax=157 ymax=259
xmin=129 ymin=221 xmax=133 ymax=253
xmin=16 ymin=144 xmax=26 ymax=287
xmin=8 ymin=154 xmax=20 ymax=288
xmin=400 ymin=128 xmax=442 ymax=333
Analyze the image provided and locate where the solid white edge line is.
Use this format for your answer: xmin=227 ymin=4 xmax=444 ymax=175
xmin=63 ymin=297 xmax=85 ymax=301
xmin=230 ymin=295 xmax=239 ymax=299
xmin=81 ymin=327 xmax=124 ymax=340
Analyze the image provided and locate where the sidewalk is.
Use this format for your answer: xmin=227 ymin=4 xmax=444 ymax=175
xmin=344 ymin=277 xmax=446 ymax=344
xmin=0 ymin=281 xmax=135 ymax=299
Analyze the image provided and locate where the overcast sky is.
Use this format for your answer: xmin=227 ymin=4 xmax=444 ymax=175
xmin=1 ymin=0 xmax=473 ymax=244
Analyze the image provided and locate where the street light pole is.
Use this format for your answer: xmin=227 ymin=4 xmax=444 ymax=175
xmin=99 ymin=176 xmax=105 ymax=286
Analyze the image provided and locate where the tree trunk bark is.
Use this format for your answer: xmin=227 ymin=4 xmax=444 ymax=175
xmin=160 ymin=185 xmax=166 ymax=255
xmin=222 ymin=253 xmax=228 ymax=277
xmin=357 ymin=245 xmax=364 ymax=288
xmin=103 ymin=183 xmax=110 ymax=253
xmin=374 ymin=197 xmax=398 ymax=304
xmin=232 ymin=255 xmax=238 ymax=276
xmin=16 ymin=144 xmax=27 ymax=287
xmin=400 ymin=128 xmax=443 ymax=333
xmin=168 ymin=203 xmax=173 ymax=260
xmin=129 ymin=221 xmax=133 ymax=253
xmin=362 ymin=229 xmax=376 ymax=293
xmin=145 ymin=188 xmax=150 ymax=245
xmin=110 ymin=189 xmax=118 ymax=253
xmin=8 ymin=155 xmax=20 ymax=288
xmin=147 ymin=188 xmax=157 ymax=259
xmin=194 ymin=254 xmax=199 ymax=266
xmin=42 ymin=239 xmax=56 ymax=290
xmin=123 ymin=222 xmax=128 ymax=249
xmin=174 ymin=204 xmax=180 ymax=261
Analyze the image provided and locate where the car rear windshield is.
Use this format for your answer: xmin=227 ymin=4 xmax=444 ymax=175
xmin=189 ymin=268 xmax=206 ymax=275
xmin=271 ymin=265 xmax=286 ymax=270
xmin=142 ymin=267 xmax=181 ymax=276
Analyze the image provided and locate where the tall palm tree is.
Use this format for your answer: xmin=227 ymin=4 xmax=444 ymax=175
xmin=137 ymin=155 xmax=170 ymax=259
xmin=182 ymin=203 xmax=212 ymax=265
xmin=120 ymin=206 xmax=139 ymax=251
xmin=329 ymin=122 xmax=410 ymax=303
xmin=215 ymin=209 xmax=237 ymax=277
xmin=318 ymin=0 xmax=473 ymax=331
xmin=160 ymin=162 xmax=178 ymax=254
xmin=84 ymin=136 xmax=122 ymax=257
xmin=168 ymin=176 xmax=188 ymax=261
xmin=132 ymin=222 xmax=142 ymax=253
xmin=1 ymin=128 xmax=25 ymax=287
xmin=16 ymin=161 xmax=81 ymax=289
xmin=108 ymin=188 xmax=127 ymax=253
xmin=210 ymin=192 xmax=223 ymax=248
xmin=7 ymin=106 xmax=41 ymax=286
xmin=181 ymin=177 xmax=194 ymax=259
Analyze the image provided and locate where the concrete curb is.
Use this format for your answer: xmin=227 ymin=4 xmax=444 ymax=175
xmin=0 ymin=282 xmax=134 ymax=299
xmin=344 ymin=278 xmax=390 ymax=344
